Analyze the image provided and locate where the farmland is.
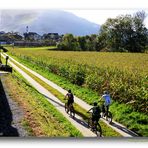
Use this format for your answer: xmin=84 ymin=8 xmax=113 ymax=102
xmin=8 ymin=47 xmax=148 ymax=111
xmin=6 ymin=46 xmax=148 ymax=136
xmin=9 ymin=46 xmax=148 ymax=75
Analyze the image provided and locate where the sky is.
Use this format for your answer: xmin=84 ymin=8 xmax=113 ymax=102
xmin=65 ymin=9 xmax=148 ymax=27
xmin=0 ymin=0 xmax=148 ymax=27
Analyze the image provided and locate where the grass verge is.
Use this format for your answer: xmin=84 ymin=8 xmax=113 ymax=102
xmin=9 ymin=54 xmax=147 ymax=137
xmin=6 ymin=55 xmax=121 ymax=137
xmin=2 ymin=68 xmax=82 ymax=137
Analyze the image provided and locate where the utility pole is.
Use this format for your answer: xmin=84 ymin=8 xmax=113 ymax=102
xmin=6 ymin=56 xmax=9 ymax=66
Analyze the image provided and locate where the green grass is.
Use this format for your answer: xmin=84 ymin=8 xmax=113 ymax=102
xmin=6 ymin=54 xmax=121 ymax=137
xmin=6 ymin=52 xmax=148 ymax=136
xmin=13 ymin=46 xmax=57 ymax=51
xmin=2 ymin=66 xmax=82 ymax=137
xmin=9 ymin=57 xmax=89 ymax=119
xmin=110 ymin=102 xmax=148 ymax=136
xmin=7 ymin=46 xmax=148 ymax=115
xmin=21 ymin=119 xmax=34 ymax=136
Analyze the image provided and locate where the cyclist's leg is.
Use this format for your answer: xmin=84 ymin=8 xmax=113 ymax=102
xmin=91 ymin=115 xmax=96 ymax=130
xmin=71 ymin=103 xmax=75 ymax=112
xmin=106 ymin=105 xmax=109 ymax=116
xmin=67 ymin=100 xmax=71 ymax=113
xmin=102 ymin=105 xmax=105 ymax=117
xmin=95 ymin=118 xmax=102 ymax=137
xmin=69 ymin=102 xmax=73 ymax=110
xmin=68 ymin=102 xmax=75 ymax=117
xmin=71 ymin=102 xmax=73 ymax=109
xmin=70 ymin=103 xmax=73 ymax=112
xmin=96 ymin=116 xmax=100 ymax=123
xmin=93 ymin=116 xmax=100 ymax=133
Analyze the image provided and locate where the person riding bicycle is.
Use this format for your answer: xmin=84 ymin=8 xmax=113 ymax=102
xmin=87 ymin=102 xmax=101 ymax=130
xmin=65 ymin=89 xmax=74 ymax=111
xmin=99 ymin=91 xmax=111 ymax=117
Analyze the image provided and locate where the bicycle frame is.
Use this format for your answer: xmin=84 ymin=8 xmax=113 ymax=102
xmin=87 ymin=112 xmax=102 ymax=137
xmin=65 ymin=102 xmax=75 ymax=118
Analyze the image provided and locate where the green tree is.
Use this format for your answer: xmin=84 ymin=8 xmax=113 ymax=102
xmin=129 ymin=11 xmax=148 ymax=52
xmin=100 ymin=11 xmax=148 ymax=52
xmin=23 ymin=32 xmax=40 ymax=41
xmin=0 ymin=32 xmax=23 ymax=42
xmin=96 ymin=32 xmax=107 ymax=51
xmin=89 ymin=34 xmax=98 ymax=51
xmin=76 ymin=36 xmax=86 ymax=50
xmin=57 ymin=34 xmax=81 ymax=51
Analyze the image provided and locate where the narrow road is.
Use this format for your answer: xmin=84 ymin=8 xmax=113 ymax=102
xmin=2 ymin=54 xmax=96 ymax=137
xmin=3 ymin=53 xmax=139 ymax=137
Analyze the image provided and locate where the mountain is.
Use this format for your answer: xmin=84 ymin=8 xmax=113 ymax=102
xmin=0 ymin=10 xmax=100 ymax=36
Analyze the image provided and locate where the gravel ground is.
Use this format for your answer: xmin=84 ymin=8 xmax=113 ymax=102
xmin=0 ymin=77 xmax=28 ymax=137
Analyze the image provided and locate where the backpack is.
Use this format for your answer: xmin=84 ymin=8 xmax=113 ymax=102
xmin=92 ymin=106 xmax=101 ymax=116
xmin=67 ymin=93 xmax=74 ymax=103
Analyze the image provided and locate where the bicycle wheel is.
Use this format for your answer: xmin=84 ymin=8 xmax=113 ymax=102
xmin=106 ymin=111 xmax=112 ymax=124
xmin=69 ymin=105 xmax=75 ymax=118
xmin=65 ymin=103 xmax=69 ymax=113
xmin=101 ymin=112 xmax=105 ymax=118
xmin=87 ymin=118 xmax=92 ymax=128
xmin=95 ymin=123 xmax=102 ymax=137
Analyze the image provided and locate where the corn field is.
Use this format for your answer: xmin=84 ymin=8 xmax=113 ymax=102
xmin=8 ymin=47 xmax=148 ymax=114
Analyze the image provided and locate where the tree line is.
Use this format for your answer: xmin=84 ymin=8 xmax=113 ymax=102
xmin=0 ymin=32 xmax=62 ymax=46
xmin=0 ymin=11 xmax=148 ymax=52
xmin=57 ymin=11 xmax=148 ymax=52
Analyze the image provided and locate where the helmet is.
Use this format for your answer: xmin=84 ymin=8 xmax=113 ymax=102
xmin=68 ymin=89 xmax=71 ymax=93
xmin=93 ymin=102 xmax=97 ymax=106
xmin=104 ymin=91 xmax=108 ymax=94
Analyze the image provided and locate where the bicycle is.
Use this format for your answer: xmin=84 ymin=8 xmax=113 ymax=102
xmin=65 ymin=102 xmax=75 ymax=118
xmin=87 ymin=113 xmax=102 ymax=137
xmin=101 ymin=105 xmax=112 ymax=124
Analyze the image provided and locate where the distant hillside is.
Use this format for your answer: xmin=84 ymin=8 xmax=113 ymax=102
xmin=0 ymin=10 xmax=100 ymax=36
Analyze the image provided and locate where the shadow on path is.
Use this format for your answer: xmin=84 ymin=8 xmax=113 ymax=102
xmin=44 ymin=94 xmax=92 ymax=130
xmin=72 ymin=116 xmax=89 ymax=128
xmin=0 ymin=79 xmax=19 ymax=137
xmin=109 ymin=121 xmax=139 ymax=137
xmin=36 ymin=87 xmax=139 ymax=137
xmin=43 ymin=94 xmax=65 ymax=108
xmin=44 ymin=94 xmax=90 ymax=128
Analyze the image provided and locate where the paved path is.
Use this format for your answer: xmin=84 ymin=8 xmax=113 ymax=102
xmin=0 ymin=71 xmax=9 ymax=76
xmin=3 ymin=53 xmax=139 ymax=137
xmin=2 ymin=54 xmax=96 ymax=137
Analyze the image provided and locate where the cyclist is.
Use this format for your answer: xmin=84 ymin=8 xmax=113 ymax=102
xmin=87 ymin=102 xmax=101 ymax=130
xmin=99 ymin=91 xmax=111 ymax=117
xmin=65 ymin=89 xmax=74 ymax=112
